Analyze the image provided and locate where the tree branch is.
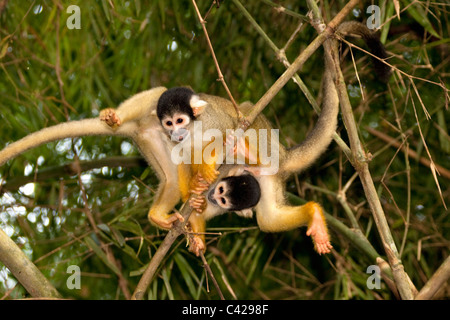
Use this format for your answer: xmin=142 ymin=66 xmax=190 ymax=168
xmin=0 ymin=227 xmax=61 ymax=298
xmin=307 ymin=0 xmax=415 ymax=300
xmin=416 ymin=254 xmax=450 ymax=300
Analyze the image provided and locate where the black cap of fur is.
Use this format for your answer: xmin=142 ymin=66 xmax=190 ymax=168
xmin=222 ymin=174 xmax=261 ymax=211
xmin=156 ymin=87 xmax=196 ymax=121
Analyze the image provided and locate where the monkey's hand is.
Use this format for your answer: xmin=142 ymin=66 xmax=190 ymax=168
xmin=190 ymin=173 xmax=209 ymax=194
xmin=149 ymin=212 xmax=184 ymax=230
xmin=306 ymin=208 xmax=333 ymax=255
xmin=189 ymin=172 xmax=211 ymax=202
xmin=225 ymin=131 xmax=258 ymax=165
xmin=188 ymin=235 xmax=206 ymax=257
xmin=189 ymin=195 xmax=207 ymax=213
xmin=100 ymin=108 xmax=122 ymax=128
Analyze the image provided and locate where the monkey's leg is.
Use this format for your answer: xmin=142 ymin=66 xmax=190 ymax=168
xmin=178 ymin=163 xmax=193 ymax=202
xmin=147 ymin=163 xmax=188 ymax=230
xmin=258 ymin=202 xmax=332 ymax=254
xmin=255 ymin=177 xmax=332 ymax=255
xmin=187 ymin=212 xmax=206 ymax=256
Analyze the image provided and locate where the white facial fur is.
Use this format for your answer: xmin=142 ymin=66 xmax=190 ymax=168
xmin=161 ymin=113 xmax=191 ymax=142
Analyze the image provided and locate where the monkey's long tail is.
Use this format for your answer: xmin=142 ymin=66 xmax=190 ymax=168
xmin=0 ymin=119 xmax=121 ymax=166
xmin=279 ymin=22 xmax=391 ymax=175
xmin=336 ymin=21 xmax=391 ymax=83
xmin=279 ymin=40 xmax=339 ymax=176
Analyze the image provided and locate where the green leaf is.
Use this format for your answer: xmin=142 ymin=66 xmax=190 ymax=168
xmin=162 ymin=268 xmax=175 ymax=300
xmin=84 ymin=236 xmax=122 ymax=276
xmin=404 ymin=1 xmax=441 ymax=39
xmin=174 ymin=253 xmax=197 ymax=298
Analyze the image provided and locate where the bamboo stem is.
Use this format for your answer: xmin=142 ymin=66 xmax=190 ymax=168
xmin=307 ymin=0 xmax=415 ymax=300
xmin=0 ymin=227 xmax=61 ymax=298
xmin=416 ymin=254 xmax=450 ymax=300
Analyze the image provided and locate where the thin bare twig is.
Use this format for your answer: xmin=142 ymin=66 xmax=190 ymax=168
xmin=190 ymin=0 xmax=243 ymax=120
xmin=199 ymin=251 xmax=225 ymax=300
xmin=366 ymin=127 xmax=450 ymax=180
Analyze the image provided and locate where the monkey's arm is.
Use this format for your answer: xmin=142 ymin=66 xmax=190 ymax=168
xmin=100 ymin=87 xmax=167 ymax=127
xmin=189 ymin=140 xmax=220 ymax=193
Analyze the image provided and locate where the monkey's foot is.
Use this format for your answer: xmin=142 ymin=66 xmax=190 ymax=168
xmin=149 ymin=212 xmax=184 ymax=229
xmin=100 ymin=108 xmax=121 ymax=127
xmin=189 ymin=195 xmax=207 ymax=213
xmin=306 ymin=209 xmax=332 ymax=255
xmin=189 ymin=235 xmax=206 ymax=257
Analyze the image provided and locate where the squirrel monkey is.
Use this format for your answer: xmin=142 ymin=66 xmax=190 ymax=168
xmin=155 ymin=87 xmax=267 ymax=254
xmin=0 ymin=87 xmax=184 ymax=231
xmin=154 ymin=22 xmax=391 ymax=255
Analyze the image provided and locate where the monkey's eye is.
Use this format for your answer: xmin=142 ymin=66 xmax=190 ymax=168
xmin=176 ymin=118 xmax=183 ymax=124
xmin=218 ymin=186 xmax=224 ymax=194
xmin=220 ymin=197 xmax=227 ymax=205
xmin=166 ymin=121 xmax=173 ymax=126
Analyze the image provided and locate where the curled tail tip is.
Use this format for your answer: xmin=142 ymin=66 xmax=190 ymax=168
xmin=338 ymin=21 xmax=392 ymax=83
xmin=363 ymin=35 xmax=392 ymax=83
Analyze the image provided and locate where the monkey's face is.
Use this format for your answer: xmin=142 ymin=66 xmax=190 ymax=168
xmin=208 ymin=174 xmax=261 ymax=211
xmin=160 ymin=113 xmax=192 ymax=142
xmin=156 ymin=87 xmax=208 ymax=143
xmin=208 ymin=181 xmax=232 ymax=210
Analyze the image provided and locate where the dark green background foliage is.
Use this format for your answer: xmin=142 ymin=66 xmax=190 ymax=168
xmin=0 ymin=1 xmax=448 ymax=299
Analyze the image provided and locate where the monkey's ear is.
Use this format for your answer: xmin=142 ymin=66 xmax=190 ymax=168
xmin=190 ymin=95 xmax=208 ymax=117
xmin=235 ymin=208 xmax=253 ymax=219
xmin=227 ymin=165 xmax=245 ymax=177
xmin=150 ymin=109 xmax=157 ymax=116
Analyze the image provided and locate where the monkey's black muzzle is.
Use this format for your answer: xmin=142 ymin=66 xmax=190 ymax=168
xmin=207 ymin=189 xmax=217 ymax=206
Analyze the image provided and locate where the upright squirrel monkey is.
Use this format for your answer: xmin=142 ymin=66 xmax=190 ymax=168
xmin=155 ymin=87 xmax=266 ymax=254
xmin=0 ymin=87 xmax=183 ymax=231
xmin=154 ymin=22 xmax=391 ymax=255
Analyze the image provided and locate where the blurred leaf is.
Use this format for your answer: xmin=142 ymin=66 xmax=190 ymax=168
xmin=403 ymin=1 xmax=441 ymax=39
xmin=85 ymin=236 xmax=122 ymax=276
xmin=174 ymin=252 xmax=198 ymax=298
